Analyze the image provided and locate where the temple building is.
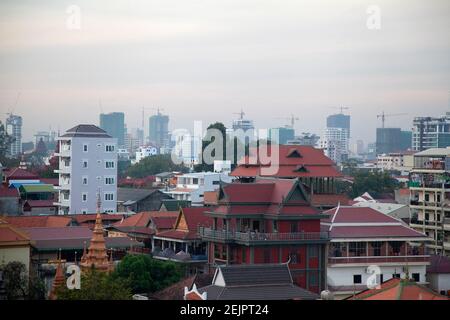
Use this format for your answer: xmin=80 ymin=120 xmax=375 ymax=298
xmin=198 ymin=177 xmax=329 ymax=293
xmin=230 ymin=145 xmax=348 ymax=209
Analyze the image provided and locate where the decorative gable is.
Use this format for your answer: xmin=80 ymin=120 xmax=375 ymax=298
xmin=293 ymin=165 xmax=308 ymax=173
xmin=175 ymin=208 xmax=188 ymax=231
xmin=287 ymin=148 xmax=302 ymax=158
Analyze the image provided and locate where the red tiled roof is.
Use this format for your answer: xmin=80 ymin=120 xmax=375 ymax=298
xmin=231 ymin=145 xmax=342 ymax=178
xmin=73 ymin=213 xmax=124 ymax=224
xmin=114 ymin=212 xmax=177 ymax=228
xmin=22 ymin=226 xmax=92 ymax=240
xmin=152 ymin=216 xmax=177 ymax=230
xmin=3 ymin=167 xmax=38 ymax=180
xmin=0 ymin=186 xmax=19 ymax=197
xmin=23 ymin=200 xmax=57 ymax=208
xmin=0 ymin=219 xmax=31 ymax=244
xmin=203 ymin=190 xmax=219 ymax=205
xmin=155 ymin=229 xmax=199 ymax=240
xmin=311 ymin=194 xmax=350 ymax=207
xmin=323 ymin=206 xmax=428 ymax=239
xmin=349 ymin=278 xmax=448 ymax=300
xmin=5 ymin=215 xmax=72 ymax=228
xmin=427 ymin=255 xmax=450 ymax=274
xmin=39 ymin=178 xmax=59 ymax=186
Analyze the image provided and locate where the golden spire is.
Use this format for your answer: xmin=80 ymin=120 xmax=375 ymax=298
xmin=80 ymin=190 xmax=112 ymax=273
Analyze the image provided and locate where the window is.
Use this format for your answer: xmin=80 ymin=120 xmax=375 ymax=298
xmin=290 ymin=248 xmax=299 ymax=264
xmin=193 ymin=178 xmax=199 ymax=184
xmin=82 ymin=160 xmax=88 ymax=168
xmin=263 ymin=248 xmax=271 ymax=263
xmin=104 ymin=193 xmax=114 ymax=201
xmin=412 ymin=273 xmax=420 ymax=282
xmin=353 ymin=274 xmax=362 ymax=284
xmin=105 ymin=145 xmax=115 ymax=152
xmin=83 ymin=144 xmax=88 ymax=152
xmin=349 ymin=242 xmax=366 ymax=257
xmin=371 ymin=242 xmax=383 ymax=256
xmin=392 ymin=273 xmax=401 ymax=279
xmin=82 ymin=193 xmax=87 ymax=202
xmin=82 ymin=209 xmax=88 ymax=214
xmin=213 ymin=180 xmax=220 ymax=185
xmin=309 ymin=272 xmax=318 ymax=286
xmin=378 ymin=274 xmax=384 ymax=285
xmin=242 ymin=248 xmax=247 ymax=263
xmin=82 ymin=176 xmax=88 ymax=185
xmin=105 ymin=161 xmax=115 ymax=169
xmin=105 ymin=177 xmax=115 ymax=185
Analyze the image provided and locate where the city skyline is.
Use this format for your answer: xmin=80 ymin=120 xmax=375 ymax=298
xmin=1 ymin=0 xmax=449 ymax=143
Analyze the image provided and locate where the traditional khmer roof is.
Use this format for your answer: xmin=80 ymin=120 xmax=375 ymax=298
xmin=197 ymin=263 xmax=319 ymax=300
xmin=230 ymin=145 xmax=342 ymax=178
xmin=5 ymin=215 xmax=71 ymax=228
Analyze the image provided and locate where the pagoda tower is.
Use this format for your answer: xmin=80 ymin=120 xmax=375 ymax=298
xmin=48 ymin=251 xmax=66 ymax=300
xmin=80 ymin=192 xmax=113 ymax=273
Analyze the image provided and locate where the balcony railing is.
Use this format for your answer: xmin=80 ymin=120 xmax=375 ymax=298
xmin=328 ymin=255 xmax=429 ymax=265
xmin=198 ymin=227 xmax=329 ymax=244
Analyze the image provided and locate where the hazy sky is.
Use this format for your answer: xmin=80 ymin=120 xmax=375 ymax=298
xmin=0 ymin=0 xmax=449 ymax=144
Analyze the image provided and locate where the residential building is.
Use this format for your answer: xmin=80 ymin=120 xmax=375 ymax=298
xmin=172 ymin=132 xmax=201 ymax=166
xmin=323 ymin=206 xmax=430 ymax=299
xmin=5 ymin=114 xmax=22 ymax=157
xmin=162 ymin=172 xmax=234 ymax=205
xmin=412 ymin=112 xmax=450 ymax=151
xmin=135 ymin=146 xmax=158 ymax=163
xmin=409 ymin=147 xmax=450 ymax=255
xmin=213 ymin=160 xmax=231 ymax=174
xmin=231 ymin=145 xmax=349 ymax=209
xmin=54 ymin=124 xmax=118 ymax=214
xmin=185 ymin=263 xmax=319 ymax=300
xmin=427 ymin=254 xmax=450 ymax=297
xmin=269 ymin=127 xmax=295 ymax=145
xmin=198 ymin=178 xmax=329 ymax=293
xmin=346 ymin=277 xmax=447 ymax=300
xmin=327 ymin=113 xmax=350 ymax=138
xmin=117 ymin=188 xmax=173 ymax=213
xmin=286 ymin=133 xmax=320 ymax=146
xmin=99 ymin=112 xmax=125 ymax=147
xmin=376 ymin=151 xmax=415 ymax=171
xmin=149 ymin=111 xmax=169 ymax=148
xmin=318 ymin=133 xmax=348 ymax=165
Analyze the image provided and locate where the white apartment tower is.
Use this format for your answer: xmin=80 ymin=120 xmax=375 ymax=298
xmin=54 ymin=125 xmax=118 ymax=215
xmin=6 ymin=114 xmax=22 ymax=157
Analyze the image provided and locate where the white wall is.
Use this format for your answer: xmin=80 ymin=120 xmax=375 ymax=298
xmin=428 ymin=273 xmax=450 ymax=295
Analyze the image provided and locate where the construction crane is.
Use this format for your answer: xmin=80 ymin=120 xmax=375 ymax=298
xmin=329 ymin=106 xmax=349 ymax=114
xmin=5 ymin=92 xmax=21 ymax=116
xmin=275 ymin=114 xmax=299 ymax=128
xmin=376 ymin=111 xmax=407 ymax=128
xmin=233 ymin=108 xmax=245 ymax=120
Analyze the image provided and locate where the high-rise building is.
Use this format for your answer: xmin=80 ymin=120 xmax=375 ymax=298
xmin=149 ymin=111 xmax=169 ymax=148
xmin=376 ymin=128 xmax=402 ymax=155
xmin=412 ymin=113 xmax=450 ymax=151
xmin=320 ymin=127 xmax=349 ymax=164
xmin=230 ymin=110 xmax=255 ymax=145
xmin=268 ymin=127 xmax=295 ymax=144
xmin=99 ymin=112 xmax=125 ymax=147
xmin=327 ymin=113 xmax=350 ymax=138
xmin=400 ymin=130 xmax=412 ymax=151
xmin=409 ymin=147 xmax=450 ymax=255
xmin=54 ymin=124 xmax=117 ymax=215
xmin=6 ymin=114 xmax=22 ymax=157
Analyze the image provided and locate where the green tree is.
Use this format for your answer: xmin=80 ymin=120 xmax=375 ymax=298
xmin=57 ymin=268 xmax=132 ymax=300
xmin=111 ymin=254 xmax=184 ymax=294
xmin=349 ymin=170 xmax=399 ymax=198
xmin=2 ymin=261 xmax=28 ymax=300
xmin=126 ymin=154 xmax=188 ymax=178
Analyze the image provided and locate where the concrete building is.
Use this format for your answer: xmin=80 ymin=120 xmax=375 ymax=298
xmin=412 ymin=113 xmax=450 ymax=151
xmin=409 ymin=147 xmax=450 ymax=255
xmin=269 ymin=127 xmax=295 ymax=145
xmin=230 ymin=110 xmax=255 ymax=145
xmin=135 ymin=146 xmax=158 ymax=163
xmin=99 ymin=112 xmax=125 ymax=147
xmin=327 ymin=113 xmax=350 ymax=138
xmin=149 ymin=111 xmax=169 ymax=148
xmin=321 ymin=127 xmax=349 ymax=164
xmin=323 ymin=206 xmax=430 ymax=299
xmin=54 ymin=124 xmax=118 ymax=215
xmin=376 ymin=152 xmax=415 ymax=171
xmin=6 ymin=114 xmax=22 ymax=157
xmin=162 ymin=172 xmax=233 ymax=205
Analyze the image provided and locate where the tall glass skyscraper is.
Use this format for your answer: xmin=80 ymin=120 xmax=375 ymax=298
xmin=99 ymin=112 xmax=125 ymax=147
